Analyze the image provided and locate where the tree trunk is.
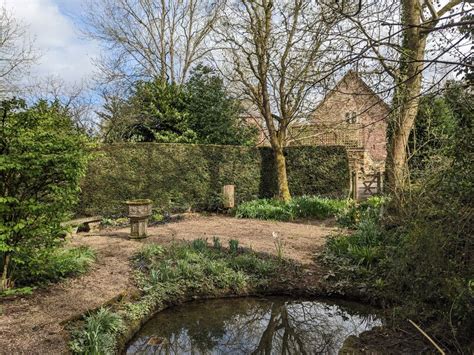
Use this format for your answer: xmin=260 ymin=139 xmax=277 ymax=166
xmin=274 ymin=146 xmax=291 ymax=202
xmin=386 ymin=0 xmax=426 ymax=198
xmin=1 ymin=252 xmax=12 ymax=291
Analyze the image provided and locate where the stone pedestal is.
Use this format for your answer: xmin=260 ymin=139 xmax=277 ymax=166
xmin=130 ymin=217 xmax=148 ymax=238
xmin=126 ymin=199 xmax=153 ymax=239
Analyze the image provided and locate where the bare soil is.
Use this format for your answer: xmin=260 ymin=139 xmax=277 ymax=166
xmin=0 ymin=214 xmax=340 ymax=354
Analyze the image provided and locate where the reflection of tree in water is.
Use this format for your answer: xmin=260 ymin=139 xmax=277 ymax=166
xmin=127 ymin=297 xmax=381 ymax=354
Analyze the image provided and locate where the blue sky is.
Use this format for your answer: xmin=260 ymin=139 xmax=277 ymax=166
xmin=4 ymin=0 xmax=99 ymax=85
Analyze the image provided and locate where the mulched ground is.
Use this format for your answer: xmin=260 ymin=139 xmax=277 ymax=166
xmin=0 ymin=214 xmax=340 ymax=354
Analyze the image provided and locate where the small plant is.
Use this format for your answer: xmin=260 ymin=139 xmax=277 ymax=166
xmin=136 ymin=244 xmax=164 ymax=265
xmin=70 ymin=308 xmax=123 ymax=354
xmin=150 ymin=212 xmax=164 ymax=223
xmin=336 ymin=196 xmax=386 ymax=229
xmin=212 ymin=236 xmax=222 ymax=249
xmin=191 ymin=238 xmax=208 ymax=252
xmin=100 ymin=217 xmax=129 ymax=227
xmin=229 ymin=239 xmax=239 ymax=254
xmin=272 ymin=232 xmax=285 ymax=260
xmin=0 ymin=286 xmax=34 ymax=298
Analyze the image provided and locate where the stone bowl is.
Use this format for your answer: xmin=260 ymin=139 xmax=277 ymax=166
xmin=125 ymin=199 xmax=153 ymax=218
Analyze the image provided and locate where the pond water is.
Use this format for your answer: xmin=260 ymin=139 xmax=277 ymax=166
xmin=126 ymin=297 xmax=382 ymax=354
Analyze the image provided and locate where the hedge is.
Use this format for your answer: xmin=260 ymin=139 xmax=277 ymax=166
xmin=77 ymin=143 xmax=349 ymax=216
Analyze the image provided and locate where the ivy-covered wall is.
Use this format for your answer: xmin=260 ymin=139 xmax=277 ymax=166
xmin=77 ymin=143 xmax=349 ymax=216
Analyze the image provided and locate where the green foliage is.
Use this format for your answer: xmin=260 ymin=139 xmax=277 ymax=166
xmin=235 ymin=198 xmax=293 ymax=220
xmin=191 ymin=238 xmax=208 ymax=252
xmin=0 ymin=98 xmax=90 ymax=289
xmin=100 ymin=217 xmax=129 ymax=227
xmin=186 ymin=64 xmax=257 ymax=146
xmin=236 ymin=196 xmax=347 ymax=221
xmin=70 ymin=308 xmax=123 ymax=354
xmin=322 ymin=82 xmax=474 ymax=351
xmin=70 ymin=241 xmax=284 ymax=354
xmin=409 ymin=91 xmax=456 ymax=174
xmin=336 ymin=196 xmax=386 ymax=229
xmin=105 ymin=79 xmax=193 ymax=143
xmin=7 ymin=246 xmax=96 ymax=287
xmin=212 ymin=236 xmax=222 ymax=249
xmin=134 ymin=241 xmax=279 ymax=295
xmin=78 ymin=144 xmax=349 ymax=216
xmin=228 ymin=239 xmax=239 ymax=254
xmin=150 ymin=212 xmax=164 ymax=223
xmin=0 ymin=286 xmax=34 ymax=297
xmin=325 ymin=208 xmax=383 ymax=267
xmin=101 ymin=66 xmax=256 ymax=145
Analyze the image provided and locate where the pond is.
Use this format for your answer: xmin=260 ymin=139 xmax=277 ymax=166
xmin=126 ymin=297 xmax=382 ymax=354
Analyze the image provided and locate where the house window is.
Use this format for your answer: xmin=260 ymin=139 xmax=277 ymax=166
xmin=345 ymin=111 xmax=358 ymax=124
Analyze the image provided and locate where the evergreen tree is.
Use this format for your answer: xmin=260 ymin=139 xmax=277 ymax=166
xmin=185 ymin=65 xmax=256 ymax=145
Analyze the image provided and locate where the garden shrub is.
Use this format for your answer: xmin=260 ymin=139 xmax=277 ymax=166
xmin=9 ymin=246 xmax=96 ymax=287
xmin=0 ymin=99 xmax=90 ymax=290
xmin=78 ymin=144 xmax=349 ymax=216
xmin=235 ymin=196 xmax=348 ymax=221
xmin=336 ymin=196 xmax=386 ymax=228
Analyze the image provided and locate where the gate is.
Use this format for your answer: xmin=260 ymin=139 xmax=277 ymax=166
xmin=351 ymin=171 xmax=382 ymax=200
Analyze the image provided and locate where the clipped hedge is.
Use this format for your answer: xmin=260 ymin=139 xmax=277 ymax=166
xmin=77 ymin=143 xmax=349 ymax=216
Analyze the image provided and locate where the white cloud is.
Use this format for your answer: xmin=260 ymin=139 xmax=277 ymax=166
xmin=4 ymin=0 xmax=99 ymax=84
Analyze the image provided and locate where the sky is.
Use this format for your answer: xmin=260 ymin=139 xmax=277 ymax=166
xmin=4 ymin=0 xmax=99 ymax=85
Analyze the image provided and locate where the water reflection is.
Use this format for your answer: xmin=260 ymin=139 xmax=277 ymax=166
xmin=127 ymin=297 xmax=381 ymax=354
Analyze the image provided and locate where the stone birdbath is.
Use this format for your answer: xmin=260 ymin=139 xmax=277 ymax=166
xmin=126 ymin=199 xmax=153 ymax=238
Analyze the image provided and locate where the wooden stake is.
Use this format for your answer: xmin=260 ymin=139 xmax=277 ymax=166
xmin=408 ymin=319 xmax=445 ymax=355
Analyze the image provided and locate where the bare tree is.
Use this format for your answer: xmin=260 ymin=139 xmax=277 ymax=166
xmin=0 ymin=6 xmax=37 ymax=97
xmin=24 ymin=76 xmax=98 ymax=134
xmin=322 ymin=0 xmax=471 ymax=199
xmin=215 ymin=0 xmax=345 ymax=201
xmin=82 ymin=0 xmax=225 ymax=89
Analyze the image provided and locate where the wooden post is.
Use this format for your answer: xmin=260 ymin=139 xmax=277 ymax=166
xmin=351 ymin=171 xmax=359 ymax=200
xmin=222 ymin=185 xmax=235 ymax=209
xmin=376 ymin=171 xmax=382 ymax=194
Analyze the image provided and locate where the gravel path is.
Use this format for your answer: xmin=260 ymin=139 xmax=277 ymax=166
xmin=0 ymin=215 xmax=340 ymax=354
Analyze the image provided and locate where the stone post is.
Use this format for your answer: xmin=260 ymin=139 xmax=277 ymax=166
xmin=376 ymin=171 xmax=382 ymax=194
xmin=351 ymin=171 xmax=359 ymax=200
xmin=222 ymin=185 xmax=235 ymax=209
xmin=126 ymin=199 xmax=153 ymax=239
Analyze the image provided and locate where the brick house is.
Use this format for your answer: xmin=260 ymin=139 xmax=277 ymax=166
xmin=250 ymin=71 xmax=389 ymax=175
xmin=247 ymin=71 xmax=389 ymax=197
xmin=288 ymin=71 xmax=389 ymax=175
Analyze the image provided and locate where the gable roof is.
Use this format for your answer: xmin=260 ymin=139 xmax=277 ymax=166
xmin=313 ymin=70 xmax=391 ymax=114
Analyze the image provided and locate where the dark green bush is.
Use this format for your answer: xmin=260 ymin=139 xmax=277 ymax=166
xmin=235 ymin=196 xmax=348 ymax=221
xmin=78 ymin=144 xmax=349 ymax=216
